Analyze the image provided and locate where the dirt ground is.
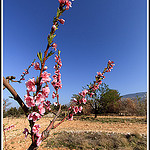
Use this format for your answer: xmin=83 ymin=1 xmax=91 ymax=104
xmin=3 ymin=116 xmax=147 ymax=150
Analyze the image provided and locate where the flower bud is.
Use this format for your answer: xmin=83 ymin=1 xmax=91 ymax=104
xmin=52 ymin=25 xmax=56 ymax=31
xmin=59 ymin=19 xmax=65 ymax=24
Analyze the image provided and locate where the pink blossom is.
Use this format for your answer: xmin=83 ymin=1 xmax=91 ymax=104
xmin=28 ymin=112 xmax=41 ymax=122
xmin=38 ymin=103 xmax=45 ymax=115
xmin=97 ymin=72 xmax=103 ymax=77
xmin=73 ymin=98 xmax=77 ymax=103
xmin=35 ymin=93 xmax=45 ymax=105
xmin=58 ymin=0 xmax=66 ymax=4
xmin=52 ymin=91 xmax=56 ymax=99
xmin=51 ymin=79 xmax=62 ymax=90
xmin=55 ymin=70 xmax=61 ymax=76
xmin=55 ymin=55 xmax=59 ymax=62
xmin=43 ymin=66 xmax=48 ymax=71
xmin=23 ymin=128 xmax=29 ymax=138
xmin=58 ymin=59 xmax=62 ymax=68
xmin=68 ymin=113 xmax=73 ymax=120
xmin=68 ymin=107 xmax=71 ymax=110
xmin=58 ymin=0 xmax=72 ymax=10
xmin=41 ymin=71 xmax=51 ymax=84
xmin=42 ymin=86 xmax=50 ymax=98
xmin=25 ymin=78 xmax=36 ymax=92
xmin=34 ymin=62 xmax=40 ymax=70
xmin=73 ymin=106 xmax=78 ymax=114
xmin=79 ymin=89 xmax=88 ymax=97
xmin=59 ymin=19 xmax=65 ymax=24
xmin=24 ymin=69 xmax=29 ymax=74
xmin=66 ymin=0 xmax=72 ymax=10
xmin=24 ymin=95 xmax=35 ymax=107
xmin=4 ymin=125 xmax=15 ymax=131
xmin=79 ymin=99 xmax=82 ymax=104
xmin=78 ymin=106 xmax=83 ymax=113
xmin=36 ymin=132 xmax=42 ymax=146
xmin=52 ymin=43 xmax=57 ymax=51
xmin=52 ymin=25 xmax=56 ymax=31
xmin=32 ymin=124 xmax=41 ymax=134
xmin=96 ymin=72 xmax=105 ymax=80
xmin=98 ymin=80 xmax=102 ymax=86
xmin=89 ymin=92 xmax=95 ymax=97
xmin=82 ymin=98 xmax=87 ymax=104
xmin=55 ymin=55 xmax=62 ymax=69
xmin=44 ymin=100 xmax=51 ymax=111
xmin=108 ymin=60 xmax=114 ymax=65
xmin=54 ymin=102 xmax=58 ymax=106
xmin=107 ymin=60 xmax=115 ymax=72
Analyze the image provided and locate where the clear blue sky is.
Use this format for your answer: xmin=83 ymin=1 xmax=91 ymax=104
xmin=3 ymin=0 xmax=147 ymax=108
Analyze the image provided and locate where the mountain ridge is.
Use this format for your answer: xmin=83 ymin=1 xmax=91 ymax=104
xmin=121 ymin=92 xmax=147 ymax=100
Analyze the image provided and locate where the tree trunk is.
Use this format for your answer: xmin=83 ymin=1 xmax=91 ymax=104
xmin=94 ymin=102 xmax=98 ymax=118
xmin=27 ymin=143 xmax=38 ymax=150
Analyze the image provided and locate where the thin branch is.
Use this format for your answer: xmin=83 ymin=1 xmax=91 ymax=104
xmin=52 ymin=114 xmax=69 ymax=129
xmin=41 ymin=104 xmax=61 ymax=141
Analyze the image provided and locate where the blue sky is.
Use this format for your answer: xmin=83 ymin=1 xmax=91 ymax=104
xmin=3 ymin=0 xmax=147 ymax=108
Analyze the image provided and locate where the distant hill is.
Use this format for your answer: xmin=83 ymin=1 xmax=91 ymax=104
xmin=121 ymin=92 xmax=147 ymax=100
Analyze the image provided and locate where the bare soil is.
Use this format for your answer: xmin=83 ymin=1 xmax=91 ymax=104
xmin=3 ymin=116 xmax=147 ymax=150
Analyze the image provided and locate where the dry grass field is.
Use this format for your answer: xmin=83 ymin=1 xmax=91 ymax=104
xmin=3 ymin=115 xmax=147 ymax=150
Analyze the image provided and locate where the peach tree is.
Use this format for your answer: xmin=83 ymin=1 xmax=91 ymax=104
xmin=3 ymin=0 xmax=115 ymax=150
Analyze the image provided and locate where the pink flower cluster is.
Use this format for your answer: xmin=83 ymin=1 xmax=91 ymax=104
xmin=51 ymin=53 xmax=62 ymax=102
xmin=20 ymin=61 xmax=35 ymax=81
xmin=23 ymin=124 xmax=41 ymax=146
xmin=68 ymin=89 xmax=88 ymax=120
xmin=34 ymin=62 xmax=40 ymax=70
xmin=25 ymin=78 xmax=36 ymax=92
xmin=68 ymin=60 xmax=115 ymax=120
xmin=23 ymin=63 xmax=53 ymax=146
xmin=20 ymin=69 xmax=30 ymax=81
xmin=4 ymin=125 xmax=15 ymax=131
xmin=72 ymin=106 xmax=83 ymax=114
xmin=41 ymin=71 xmax=51 ymax=84
xmin=106 ymin=60 xmax=115 ymax=72
xmin=52 ymin=43 xmax=57 ymax=51
xmin=28 ymin=112 xmax=41 ymax=122
xmin=88 ymin=60 xmax=115 ymax=96
xmin=58 ymin=0 xmax=72 ymax=10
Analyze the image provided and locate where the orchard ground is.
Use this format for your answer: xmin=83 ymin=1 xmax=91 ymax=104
xmin=3 ymin=115 xmax=147 ymax=150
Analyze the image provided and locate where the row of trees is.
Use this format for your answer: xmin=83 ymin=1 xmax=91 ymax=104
xmin=71 ymin=83 xmax=147 ymax=117
xmin=3 ymin=83 xmax=147 ymax=118
xmin=3 ymin=99 xmax=69 ymax=118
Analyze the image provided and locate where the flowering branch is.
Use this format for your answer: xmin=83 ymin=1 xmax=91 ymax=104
xmin=3 ymin=1 xmax=115 ymax=150
xmin=18 ymin=59 xmax=36 ymax=82
xmin=44 ymin=60 xmax=115 ymax=130
xmin=23 ymin=1 xmax=73 ymax=149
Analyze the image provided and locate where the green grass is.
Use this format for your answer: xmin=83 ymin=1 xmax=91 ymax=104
xmin=45 ymin=131 xmax=147 ymax=150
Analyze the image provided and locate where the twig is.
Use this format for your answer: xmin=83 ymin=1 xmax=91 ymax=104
xmin=41 ymin=104 xmax=61 ymax=141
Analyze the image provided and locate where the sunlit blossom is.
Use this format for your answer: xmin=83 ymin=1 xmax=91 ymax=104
xmin=32 ymin=124 xmax=41 ymax=134
xmin=25 ymin=78 xmax=36 ymax=92
xmin=28 ymin=112 xmax=41 ymax=122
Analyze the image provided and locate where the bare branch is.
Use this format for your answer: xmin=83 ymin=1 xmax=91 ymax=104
xmin=3 ymin=77 xmax=29 ymax=117
xmin=41 ymin=104 xmax=61 ymax=141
